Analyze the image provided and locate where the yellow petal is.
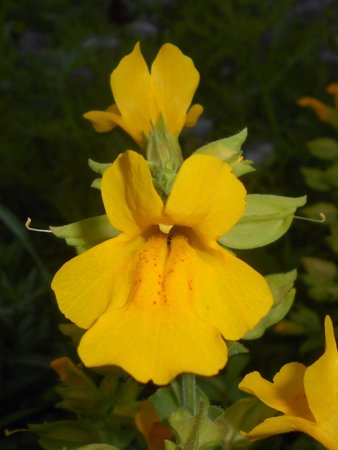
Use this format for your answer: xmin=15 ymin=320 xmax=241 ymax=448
xmin=304 ymin=316 xmax=338 ymax=426
xmin=245 ymin=415 xmax=336 ymax=449
xmin=244 ymin=415 xmax=316 ymax=441
xmin=110 ymin=42 xmax=159 ymax=140
xmin=192 ymin=244 xmax=273 ymax=340
xmin=83 ymin=110 xmax=118 ymax=132
xmin=101 ymin=151 xmax=163 ymax=236
xmin=239 ymin=363 xmax=314 ymax=420
xmin=327 ymin=83 xmax=338 ymax=107
xmin=151 ymin=43 xmax=200 ymax=134
xmin=78 ymin=233 xmax=227 ymax=384
xmin=135 ymin=401 xmax=172 ymax=450
xmin=297 ymin=97 xmax=330 ymax=121
xmin=51 ymin=235 xmax=144 ymax=329
xmin=165 ymin=154 xmax=246 ymax=241
xmin=185 ymin=104 xmax=204 ymax=128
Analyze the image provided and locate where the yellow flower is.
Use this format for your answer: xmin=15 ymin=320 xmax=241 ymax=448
xmin=297 ymin=97 xmax=330 ymax=121
xmin=52 ymin=150 xmax=272 ymax=385
xmin=83 ymin=43 xmax=203 ymax=146
xmin=239 ymin=316 xmax=338 ymax=449
xmin=135 ymin=401 xmax=172 ymax=450
xmin=327 ymin=83 xmax=338 ymax=107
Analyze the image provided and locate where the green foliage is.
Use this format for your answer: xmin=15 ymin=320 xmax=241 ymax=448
xmin=219 ymin=195 xmax=306 ymax=249
xmin=30 ymin=361 xmax=141 ymax=450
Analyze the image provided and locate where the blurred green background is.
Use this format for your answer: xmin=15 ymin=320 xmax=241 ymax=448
xmin=1 ymin=0 xmax=337 ymax=448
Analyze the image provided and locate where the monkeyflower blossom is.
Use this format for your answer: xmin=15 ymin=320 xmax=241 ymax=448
xmin=135 ymin=401 xmax=172 ymax=450
xmin=52 ymin=150 xmax=272 ymax=385
xmin=83 ymin=43 xmax=203 ymax=146
xmin=239 ymin=316 xmax=338 ymax=449
xmin=297 ymin=82 xmax=338 ymax=126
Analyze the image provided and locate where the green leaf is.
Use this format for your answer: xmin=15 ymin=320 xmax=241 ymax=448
xmin=194 ymin=128 xmax=255 ymax=176
xmin=150 ymin=385 xmax=182 ymax=422
xmin=302 ymin=257 xmax=338 ymax=302
xmin=88 ymin=159 xmax=111 ymax=175
xmin=29 ymin=421 xmax=99 ymax=450
xmin=327 ymin=223 xmax=338 ymax=253
xmin=77 ymin=445 xmax=119 ymax=450
xmin=243 ymin=270 xmax=297 ymax=340
xmin=220 ymin=397 xmax=276 ymax=448
xmin=326 ymin=163 xmax=338 ymax=187
xmin=50 ymin=215 xmax=118 ymax=253
xmin=219 ymin=195 xmax=306 ymax=249
xmin=306 ymin=137 xmax=338 ymax=160
xmin=301 ymin=167 xmax=330 ymax=191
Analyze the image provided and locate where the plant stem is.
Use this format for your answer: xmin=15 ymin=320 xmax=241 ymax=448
xmin=181 ymin=373 xmax=198 ymax=415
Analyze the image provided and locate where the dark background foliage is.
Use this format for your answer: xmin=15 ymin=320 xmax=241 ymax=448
xmin=1 ymin=0 xmax=337 ymax=448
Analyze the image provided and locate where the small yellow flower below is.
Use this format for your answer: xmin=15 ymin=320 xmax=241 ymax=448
xmin=239 ymin=316 xmax=338 ymax=450
xmin=52 ymin=151 xmax=272 ymax=385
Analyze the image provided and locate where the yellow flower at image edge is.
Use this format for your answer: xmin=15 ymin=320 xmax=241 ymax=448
xmin=239 ymin=317 xmax=338 ymax=450
xmin=52 ymin=151 xmax=272 ymax=385
xmin=83 ymin=43 xmax=203 ymax=145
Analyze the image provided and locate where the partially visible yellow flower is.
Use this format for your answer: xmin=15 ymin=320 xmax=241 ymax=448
xmin=52 ymin=150 xmax=272 ymax=385
xmin=239 ymin=316 xmax=338 ymax=450
xmin=327 ymin=83 xmax=338 ymax=107
xmin=135 ymin=401 xmax=172 ymax=450
xmin=297 ymin=97 xmax=330 ymax=121
xmin=84 ymin=43 xmax=203 ymax=146
xmin=297 ymin=82 xmax=338 ymax=123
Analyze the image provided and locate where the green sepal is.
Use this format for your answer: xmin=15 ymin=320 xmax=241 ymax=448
xmin=219 ymin=194 xmax=307 ymax=249
xmin=91 ymin=178 xmax=102 ymax=190
xmin=306 ymin=137 xmax=338 ymax=160
xmin=88 ymin=159 xmax=111 ymax=175
xmin=243 ymin=270 xmax=297 ymax=340
xmin=167 ymin=402 xmax=227 ymax=450
xmin=58 ymin=323 xmax=85 ymax=347
xmin=88 ymin=160 xmax=111 ymax=191
xmin=228 ymin=341 xmax=249 ymax=357
xmin=220 ymin=397 xmax=277 ymax=448
xmin=50 ymin=215 xmax=118 ymax=254
xmin=194 ymin=128 xmax=255 ymax=176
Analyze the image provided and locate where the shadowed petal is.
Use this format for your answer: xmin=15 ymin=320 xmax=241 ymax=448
xmin=244 ymin=415 xmax=316 ymax=441
xmin=51 ymin=235 xmax=144 ymax=329
xmin=165 ymin=154 xmax=246 ymax=241
xmin=151 ymin=43 xmax=200 ymax=135
xmin=102 ymin=151 xmax=163 ymax=236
